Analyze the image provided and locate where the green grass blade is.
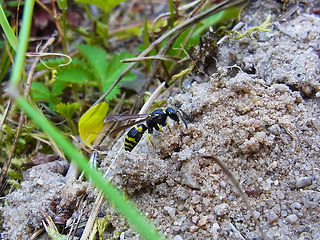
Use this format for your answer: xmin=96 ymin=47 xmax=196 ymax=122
xmin=13 ymin=96 xmax=165 ymax=240
xmin=0 ymin=4 xmax=18 ymax=51
xmin=7 ymin=1 xmax=166 ymax=239
xmin=8 ymin=0 xmax=35 ymax=87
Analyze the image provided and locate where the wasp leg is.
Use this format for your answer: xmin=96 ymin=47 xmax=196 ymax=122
xmin=146 ymin=130 xmax=155 ymax=148
xmin=157 ymin=124 xmax=164 ymax=132
xmin=166 ymin=122 xmax=172 ymax=134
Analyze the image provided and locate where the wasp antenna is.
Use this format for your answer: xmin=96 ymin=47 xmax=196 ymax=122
xmin=176 ymin=109 xmax=189 ymax=129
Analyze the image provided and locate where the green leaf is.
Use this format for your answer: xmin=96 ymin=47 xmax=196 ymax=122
xmin=76 ymin=44 xmax=107 ymax=83
xmin=75 ymin=0 xmax=127 ymax=15
xmin=52 ymin=80 xmax=67 ymax=97
xmin=6 ymin=179 xmax=21 ymax=189
xmin=105 ymin=52 xmax=133 ymax=74
xmin=97 ymin=216 xmax=110 ymax=239
xmin=56 ymin=102 xmax=80 ymax=120
xmin=11 ymin=157 xmax=27 ymax=168
xmin=103 ymin=80 xmax=121 ymax=100
xmin=7 ymin=168 xmax=23 ymax=180
xmin=57 ymin=0 xmax=68 ymax=10
xmin=111 ymin=25 xmax=141 ymax=39
xmin=103 ymin=52 xmax=136 ymax=100
xmin=31 ymin=82 xmax=51 ymax=100
xmin=55 ymin=64 xmax=95 ymax=84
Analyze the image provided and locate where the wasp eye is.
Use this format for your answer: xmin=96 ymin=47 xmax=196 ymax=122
xmin=166 ymin=108 xmax=179 ymax=123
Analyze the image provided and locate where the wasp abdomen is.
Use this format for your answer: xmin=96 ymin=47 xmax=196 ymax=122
xmin=124 ymin=124 xmax=148 ymax=152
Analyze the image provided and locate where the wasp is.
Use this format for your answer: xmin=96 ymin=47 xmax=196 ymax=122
xmin=104 ymin=108 xmax=186 ymax=152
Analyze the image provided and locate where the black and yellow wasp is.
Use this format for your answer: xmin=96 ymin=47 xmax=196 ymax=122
xmin=104 ymin=108 xmax=186 ymax=152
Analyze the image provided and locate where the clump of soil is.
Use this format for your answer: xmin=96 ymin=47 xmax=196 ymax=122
xmin=1 ymin=1 xmax=320 ymax=239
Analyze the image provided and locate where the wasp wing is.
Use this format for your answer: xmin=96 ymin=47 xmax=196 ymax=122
xmin=109 ymin=115 xmax=158 ymax=137
xmin=104 ymin=114 xmax=148 ymax=123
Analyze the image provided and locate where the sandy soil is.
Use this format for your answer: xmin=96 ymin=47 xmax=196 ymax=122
xmin=1 ymin=0 xmax=320 ymax=239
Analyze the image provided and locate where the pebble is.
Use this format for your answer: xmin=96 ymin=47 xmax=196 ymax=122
xmin=261 ymin=180 xmax=271 ymax=191
xmin=268 ymin=124 xmax=281 ymax=135
xmin=281 ymin=210 xmax=288 ymax=217
xmin=172 ymin=226 xmax=180 ymax=232
xmin=173 ymin=235 xmax=183 ymax=240
xmin=271 ymin=83 xmax=289 ymax=93
xmin=210 ymin=223 xmax=220 ymax=234
xmin=191 ymin=195 xmax=201 ymax=204
xmin=295 ymin=177 xmax=313 ymax=189
xmin=177 ymin=193 xmax=188 ymax=200
xmin=270 ymin=161 xmax=278 ymax=169
xmin=198 ymin=216 xmax=209 ymax=227
xmin=312 ymin=119 xmax=320 ymax=131
xmin=255 ymin=131 xmax=267 ymax=142
xmin=276 ymin=190 xmax=285 ymax=200
xmin=253 ymin=210 xmax=261 ymax=219
xmin=164 ymin=206 xmax=176 ymax=218
xmin=189 ymin=225 xmax=199 ymax=233
xmin=214 ymin=203 xmax=230 ymax=216
xmin=266 ymin=211 xmax=279 ymax=224
xmin=192 ymin=216 xmax=199 ymax=224
xmin=291 ymin=202 xmax=301 ymax=209
xmin=286 ymin=214 xmax=299 ymax=224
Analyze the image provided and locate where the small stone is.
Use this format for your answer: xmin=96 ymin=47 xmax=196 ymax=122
xmin=164 ymin=206 xmax=176 ymax=218
xmin=192 ymin=216 xmax=199 ymax=224
xmin=312 ymin=119 xmax=320 ymax=131
xmin=276 ymin=190 xmax=285 ymax=200
xmin=191 ymin=195 xmax=201 ymax=204
xmin=211 ymin=95 xmax=219 ymax=103
xmin=261 ymin=180 xmax=271 ymax=191
xmin=296 ymin=177 xmax=313 ymax=189
xmin=271 ymin=83 xmax=289 ymax=93
xmin=210 ymin=223 xmax=220 ymax=233
xmin=266 ymin=211 xmax=279 ymax=224
xmin=203 ymin=198 xmax=211 ymax=205
xmin=177 ymin=205 xmax=184 ymax=211
xmin=287 ymin=214 xmax=299 ymax=224
xmin=214 ymin=203 xmax=230 ymax=216
xmin=177 ymin=193 xmax=188 ymax=200
xmin=172 ymin=226 xmax=180 ymax=232
xmin=302 ymin=85 xmax=313 ymax=96
xmin=195 ymin=205 xmax=203 ymax=213
xmin=281 ymin=210 xmax=288 ymax=217
xmin=268 ymin=124 xmax=281 ymax=135
xmin=198 ymin=216 xmax=209 ymax=227
xmin=255 ymin=131 xmax=266 ymax=142
xmin=253 ymin=210 xmax=261 ymax=219
xmin=291 ymin=202 xmax=301 ymax=209
xmin=189 ymin=225 xmax=199 ymax=233
xmin=173 ymin=235 xmax=183 ymax=240
xmin=36 ymin=179 xmax=44 ymax=185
